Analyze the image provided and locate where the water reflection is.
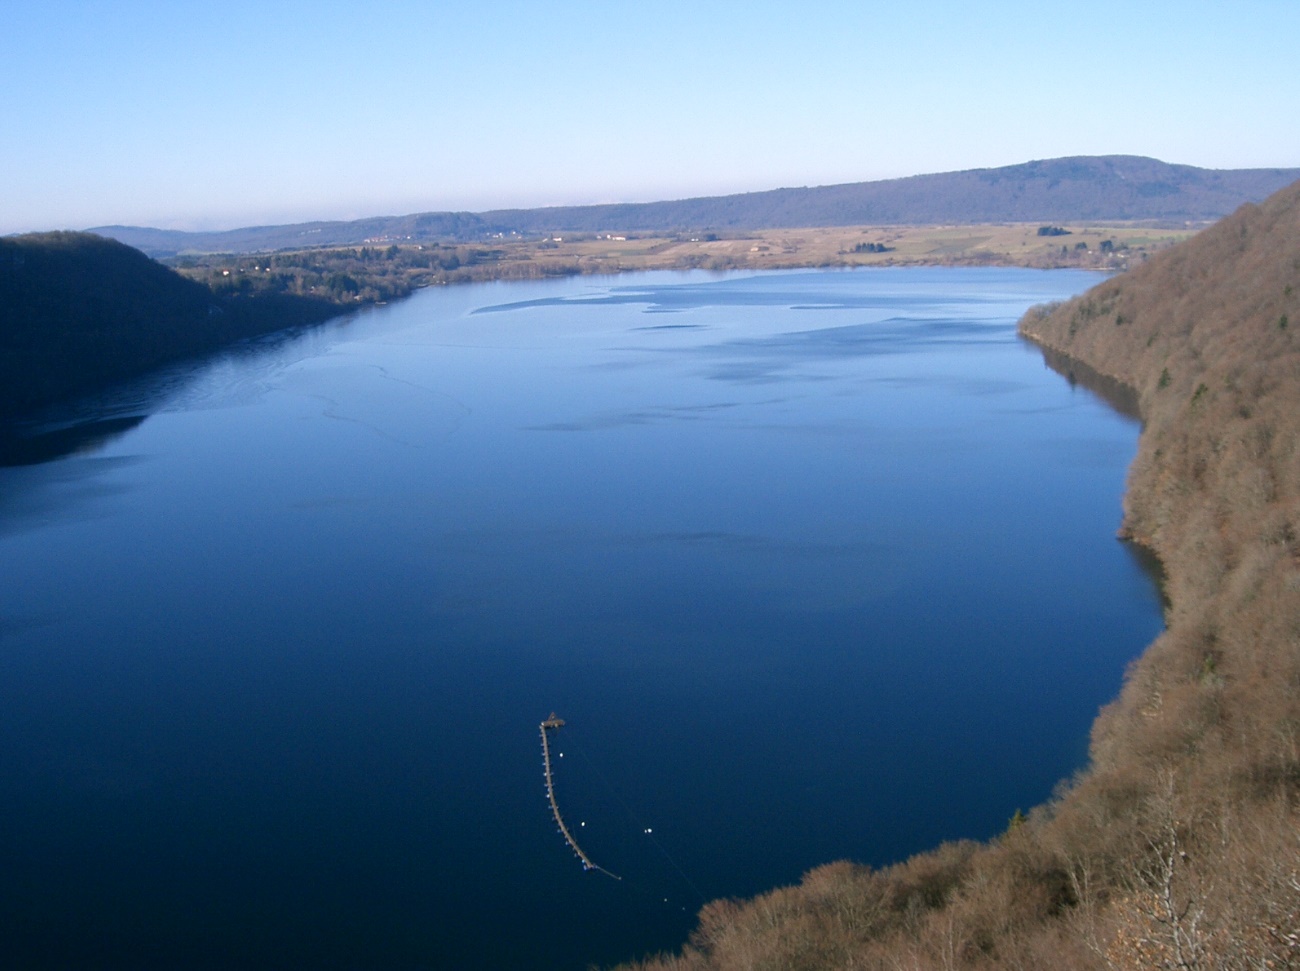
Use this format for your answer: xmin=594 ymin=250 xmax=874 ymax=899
xmin=0 ymin=415 xmax=146 ymax=467
xmin=1031 ymin=342 xmax=1142 ymax=421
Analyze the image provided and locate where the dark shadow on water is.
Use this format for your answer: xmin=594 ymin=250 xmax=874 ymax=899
xmin=1028 ymin=341 xmax=1141 ymax=422
xmin=1122 ymin=537 xmax=1172 ymax=614
xmin=0 ymin=416 xmax=147 ymax=468
xmin=7 ymin=305 xmax=364 ymax=438
xmin=1026 ymin=337 xmax=1170 ymax=611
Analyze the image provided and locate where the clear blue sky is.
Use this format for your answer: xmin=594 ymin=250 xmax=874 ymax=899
xmin=3 ymin=0 xmax=1298 ymax=234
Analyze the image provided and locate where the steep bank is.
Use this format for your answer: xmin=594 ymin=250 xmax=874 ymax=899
xmin=621 ymin=183 xmax=1300 ymax=970
xmin=1017 ymin=180 xmax=1300 ymax=966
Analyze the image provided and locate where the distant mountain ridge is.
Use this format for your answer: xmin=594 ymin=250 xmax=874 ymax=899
xmin=89 ymin=156 xmax=1300 ymax=258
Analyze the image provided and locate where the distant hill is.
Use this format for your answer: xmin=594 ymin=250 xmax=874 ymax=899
xmin=91 ymin=156 xmax=1300 ymax=257
xmin=0 ymin=232 xmax=338 ymax=418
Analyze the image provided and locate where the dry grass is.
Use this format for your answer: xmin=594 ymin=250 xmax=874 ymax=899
xmin=518 ymin=223 xmax=1195 ymax=276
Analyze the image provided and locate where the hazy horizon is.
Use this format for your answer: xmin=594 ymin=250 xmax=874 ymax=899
xmin=70 ymin=154 xmax=1300 ymax=238
xmin=4 ymin=1 xmax=1299 ymax=235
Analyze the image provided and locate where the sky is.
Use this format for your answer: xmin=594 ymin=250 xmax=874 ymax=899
xmin=3 ymin=0 xmax=1299 ymax=234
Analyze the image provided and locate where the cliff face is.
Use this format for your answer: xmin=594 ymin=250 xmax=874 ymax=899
xmin=624 ymin=183 xmax=1300 ymax=971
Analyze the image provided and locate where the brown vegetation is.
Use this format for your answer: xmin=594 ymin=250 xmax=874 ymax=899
xmin=615 ymin=182 xmax=1300 ymax=970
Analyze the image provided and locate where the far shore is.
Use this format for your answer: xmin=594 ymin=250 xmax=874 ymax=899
xmin=171 ymin=221 xmax=1200 ymax=308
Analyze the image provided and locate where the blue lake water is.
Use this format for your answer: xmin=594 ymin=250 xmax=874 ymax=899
xmin=0 ymin=267 xmax=1163 ymax=969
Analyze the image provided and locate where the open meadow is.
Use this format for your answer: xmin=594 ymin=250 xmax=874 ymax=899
xmin=173 ymin=222 xmax=1199 ymax=307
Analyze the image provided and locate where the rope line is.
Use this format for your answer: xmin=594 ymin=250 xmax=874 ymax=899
xmin=565 ymin=731 xmax=709 ymax=906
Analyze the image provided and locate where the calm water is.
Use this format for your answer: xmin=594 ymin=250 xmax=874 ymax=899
xmin=0 ymin=268 xmax=1162 ymax=969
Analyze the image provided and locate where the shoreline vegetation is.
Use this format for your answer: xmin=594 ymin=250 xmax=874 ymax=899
xmin=615 ymin=185 xmax=1300 ymax=970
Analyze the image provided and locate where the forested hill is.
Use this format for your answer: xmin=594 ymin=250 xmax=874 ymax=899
xmin=620 ymin=183 xmax=1300 ymax=969
xmin=0 ymin=232 xmax=338 ymax=419
xmin=93 ymin=156 xmax=1300 ymax=257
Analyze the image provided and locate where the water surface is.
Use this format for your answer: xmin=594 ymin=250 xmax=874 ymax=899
xmin=0 ymin=268 xmax=1163 ymax=969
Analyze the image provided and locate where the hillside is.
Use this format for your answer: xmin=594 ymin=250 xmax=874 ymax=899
xmin=619 ymin=183 xmax=1300 ymax=969
xmin=0 ymin=233 xmax=340 ymax=419
xmin=91 ymin=156 xmax=1300 ymax=258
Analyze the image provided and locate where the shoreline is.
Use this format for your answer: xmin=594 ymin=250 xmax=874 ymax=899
xmin=171 ymin=220 xmax=1196 ymax=304
xmin=619 ymin=186 xmax=1300 ymax=969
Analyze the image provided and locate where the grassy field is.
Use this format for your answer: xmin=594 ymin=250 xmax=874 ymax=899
xmin=545 ymin=222 xmax=1199 ymax=273
xmin=172 ymin=222 xmax=1201 ymax=308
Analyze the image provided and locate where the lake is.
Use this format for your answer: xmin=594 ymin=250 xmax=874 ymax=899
xmin=0 ymin=267 xmax=1163 ymax=969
